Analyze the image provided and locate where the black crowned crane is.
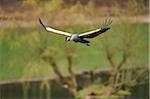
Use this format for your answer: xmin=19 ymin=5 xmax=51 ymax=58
xmin=39 ymin=18 xmax=112 ymax=46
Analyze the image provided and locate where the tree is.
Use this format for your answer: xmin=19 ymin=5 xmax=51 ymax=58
xmin=101 ymin=17 xmax=148 ymax=92
xmin=40 ymin=44 xmax=78 ymax=97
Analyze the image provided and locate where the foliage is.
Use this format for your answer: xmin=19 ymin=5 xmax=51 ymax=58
xmin=76 ymin=84 xmax=131 ymax=99
xmin=1 ymin=0 xmax=148 ymax=26
xmin=22 ymin=0 xmax=38 ymax=6
xmin=116 ymin=90 xmax=131 ymax=96
xmin=126 ymin=0 xmax=148 ymax=15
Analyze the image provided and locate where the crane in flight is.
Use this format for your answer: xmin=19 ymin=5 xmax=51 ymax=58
xmin=39 ymin=18 xmax=112 ymax=46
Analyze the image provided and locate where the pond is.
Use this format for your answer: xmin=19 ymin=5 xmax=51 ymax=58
xmin=0 ymin=72 xmax=148 ymax=99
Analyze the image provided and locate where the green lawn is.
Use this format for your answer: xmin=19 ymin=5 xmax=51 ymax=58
xmin=0 ymin=22 xmax=148 ymax=81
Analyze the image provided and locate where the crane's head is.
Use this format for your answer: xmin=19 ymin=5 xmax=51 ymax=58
xmin=65 ymin=37 xmax=70 ymax=41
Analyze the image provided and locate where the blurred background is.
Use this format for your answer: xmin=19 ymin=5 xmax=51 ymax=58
xmin=0 ymin=0 xmax=149 ymax=99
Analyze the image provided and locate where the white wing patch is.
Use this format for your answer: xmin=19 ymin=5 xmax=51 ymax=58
xmin=79 ymin=28 xmax=101 ymax=37
xmin=39 ymin=18 xmax=72 ymax=37
xmin=46 ymin=27 xmax=72 ymax=37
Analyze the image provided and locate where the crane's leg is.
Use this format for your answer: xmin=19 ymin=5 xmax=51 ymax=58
xmin=74 ymin=38 xmax=90 ymax=46
xmin=79 ymin=39 xmax=90 ymax=46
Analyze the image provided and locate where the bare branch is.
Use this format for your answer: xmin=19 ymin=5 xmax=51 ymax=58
xmin=42 ymin=56 xmax=64 ymax=82
xmin=65 ymin=48 xmax=77 ymax=97
xmin=117 ymin=52 xmax=128 ymax=70
xmin=105 ymin=47 xmax=115 ymax=67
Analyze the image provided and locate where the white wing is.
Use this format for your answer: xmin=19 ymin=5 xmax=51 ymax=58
xmin=45 ymin=27 xmax=72 ymax=36
xmin=79 ymin=28 xmax=101 ymax=37
xmin=39 ymin=18 xmax=72 ymax=37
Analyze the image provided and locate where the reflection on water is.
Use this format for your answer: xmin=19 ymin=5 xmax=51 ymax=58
xmin=130 ymin=83 xmax=149 ymax=99
xmin=0 ymin=80 xmax=72 ymax=99
xmin=0 ymin=73 xmax=148 ymax=99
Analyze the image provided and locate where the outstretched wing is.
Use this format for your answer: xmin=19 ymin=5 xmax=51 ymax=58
xmin=39 ymin=18 xmax=72 ymax=37
xmin=79 ymin=19 xmax=112 ymax=38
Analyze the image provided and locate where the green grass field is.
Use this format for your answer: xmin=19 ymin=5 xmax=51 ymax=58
xmin=0 ymin=21 xmax=148 ymax=81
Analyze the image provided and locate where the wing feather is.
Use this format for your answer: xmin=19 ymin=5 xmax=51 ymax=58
xmin=79 ymin=28 xmax=110 ymax=38
xmin=79 ymin=19 xmax=112 ymax=38
xmin=39 ymin=18 xmax=72 ymax=37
